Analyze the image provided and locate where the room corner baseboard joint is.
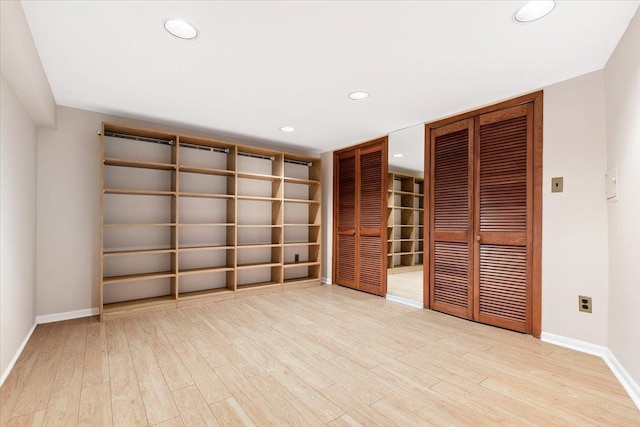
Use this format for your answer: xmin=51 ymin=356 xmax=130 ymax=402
xmin=0 ymin=322 xmax=37 ymax=387
xmin=541 ymin=332 xmax=640 ymax=410
xmin=36 ymin=307 xmax=99 ymax=324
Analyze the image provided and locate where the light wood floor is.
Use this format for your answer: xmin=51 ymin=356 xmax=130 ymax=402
xmin=1 ymin=285 xmax=638 ymax=427
xmin=387 ymin=269 xmax=423 ymax=303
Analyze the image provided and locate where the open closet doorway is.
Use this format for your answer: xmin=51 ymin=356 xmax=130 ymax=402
xmin=386 ymin=124 xmax=425 ymax=307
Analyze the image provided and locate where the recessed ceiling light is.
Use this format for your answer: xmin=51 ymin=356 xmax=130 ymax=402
xmin=280 ymin=126 xmax=295 ymax=133
xmin=164 ymin=19 xmax=198 ymax=40
xmin=513 ymin=1 xmax=556 ymax=23
xmin=393 ymin=153 xmax=404 ymax=158
xmin=348 ymin=91 xmax=370 ymax=100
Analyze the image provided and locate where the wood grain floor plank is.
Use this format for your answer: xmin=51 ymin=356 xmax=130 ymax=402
xmin=213 ymin=365 xmax=290 ymax=426
xmin=78 ymin=382 xmax=112 ymax=427
xmin=11 ymin=325 xmax=69 ymax=418
xmin=82 ymin=322 xmax=109 ymax=388
xmin=208 ymin=397 xmax=255 ymax=427
xmin=143 ymin=323 xmax=194 ymax=392
xmin=171 ymin=385 xmax=220 ymax=427
xmin=248 ymin=373 xmax=325 ymax=426
xmin=127 ymin=338 xmax=179 ymax=426
xmin=42 ymin=322 xmax=88 ymax=426
xmin=5 ymin=410 xmax=45 ymax=427
xmin=165 ymin=333 xmax=230 ymax=405
xmin=108 ymin=351 xmax=147 ymax=426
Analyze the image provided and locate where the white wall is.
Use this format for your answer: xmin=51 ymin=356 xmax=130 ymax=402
xmin=0 ymin=74 xmax=38 ymax=381
xmin=542 ymin=71 xmax=610 ymax=345
xmin=36 ymin=106 xmax=318 ymax=316
xmin=604 ymin=9 xmax=640 ymax=386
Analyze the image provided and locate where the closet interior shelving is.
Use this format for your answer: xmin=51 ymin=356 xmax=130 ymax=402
xmin=387 ymin=172 xmax=424 ymax=273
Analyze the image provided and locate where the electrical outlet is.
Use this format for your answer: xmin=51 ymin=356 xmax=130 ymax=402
xmin=579 ymin=295 xmax=592 ymax=313
xmin=294 ymin=253 xmax=300 ymax=263
xmin=551 ymin=177 xmax=563 ymax=193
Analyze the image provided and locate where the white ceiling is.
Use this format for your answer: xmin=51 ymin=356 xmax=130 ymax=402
xmin=21 ymin=1 xmax=638 ymax=155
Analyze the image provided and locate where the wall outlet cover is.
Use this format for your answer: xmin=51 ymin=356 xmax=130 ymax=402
xmin=551 ymin=177 xmax=563 ymax=193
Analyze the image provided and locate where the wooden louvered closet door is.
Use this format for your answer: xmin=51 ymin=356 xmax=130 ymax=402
xmin=335 ymin=151 xmax=357 ymax=289
xmin=333 ymin=139 xmax=388 ymax=296
xmin=429 ymin=119 xmax=474 ymax=319
xmin=357 ymin=145 xmax=387 ymax=295
xmin=474 ymin=104 xmax=533 ymax=332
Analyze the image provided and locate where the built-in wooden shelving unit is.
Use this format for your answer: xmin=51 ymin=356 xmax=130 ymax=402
xmin=100 ymin=123 xmax=321 ymax=320
xmin=387 ymin=172 xmax=424 ymax=272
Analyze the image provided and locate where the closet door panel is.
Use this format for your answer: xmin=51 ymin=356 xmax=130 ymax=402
xmin=358 ymin=145 xmax=387 ymax=296
xmin=334 ymin=152 xmax=357 ymax=289
xmin=430 ymin=119 xmax=474 ymax=319
xmin=474 ymin=104 xmax=532 ymax=332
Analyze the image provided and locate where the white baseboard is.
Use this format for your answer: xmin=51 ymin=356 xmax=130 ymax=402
xmin=36 ymin=307 xmax=99 ymax=324
xmin=541 ymin=332 xmax=640 ymax=410
xmin=603 ymin=349 xmax=640 ymax=410
xmin=386 ymin=294 xmax=423 ymax=309
xmin=321 ymin=277 xmax=332 ymax=285
xmin=0 ymin=322 xmax=37 ymax=387
xmin=540 ymin=332 xmax=607 ymax=357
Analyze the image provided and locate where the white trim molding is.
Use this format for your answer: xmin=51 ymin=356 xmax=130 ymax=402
xmin=36 ymin=307 xmax=99 ymax=324
xmin=540 ymin=332 xmax=607 ymax=357
xmin=541 ymin=332 xmax=640 ymax=410
xmin=321 ymin=277 xmax=332 ymax=285
xmin=603 ymin=349 xmax=640 ymax=410
xmin=0 ymin=322 xmax=37 ymax=387
xmin=386 ymin=294 xmax=423 ymax=309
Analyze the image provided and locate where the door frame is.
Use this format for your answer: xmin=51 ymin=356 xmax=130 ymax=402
xmin=424 ymin=91 xmax=543 ymax=337
xmin=333 ymin=137 xmax=388 ymax=296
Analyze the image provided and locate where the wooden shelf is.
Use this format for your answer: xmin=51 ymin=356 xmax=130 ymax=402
xmin=179 ymin=192 xmax=234 ymax=199
xmin=179 ymin=165 xmax=234 ymax=176
xmin=236 ymin=262 xmax=281 ymax=270
xmin=104 ymin=223 xmax=175 ymax=227
xmin=179 ymin=266 xmax=234 ymax=276
xmin=103 ymin=248 xmax=175 ymax=257
xmin=284 ymin=276 xmax=321 ymax=284
xmin=179 ymin=245 xmax=234 ymax=252
xmin=283 ymin=223 xmax=320 ymax=227
xmin=179 ymin=223 xmax=234 ymax=227
xmin=104 ymin=158 xmax=175 ymax=171
xmin=103 ymin=295 xmax=176 ymax=315
xmin=283 ymin=198 xmax=320 ymax=204
xmin=237 ymin=243 xmax=280 ymax=249
xmin=237 ymin=172 xmax=282 ymax=181
xmin=178 ymin=288 xmax=233 ymax=301
xmin=237 ymin=195 xmax=281 ymax=202
xmin=283 ymin=177 xmax=320 ymax=185
xmin=236 ymin=281 xmax=281 ymax=290
xmin=103 ymin=271 xmax=175 ymax=285
xmin=284 ymin=242 xmax=320 ymax=247
xmin=283 ymin=261 xmax=320 ymax=268
xmin=104 ymin=189 xmax=175 ymax=196
xmin=237 ymin=224 xmax=282 ymax=228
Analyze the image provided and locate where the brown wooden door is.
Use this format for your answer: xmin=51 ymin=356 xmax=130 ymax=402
xmin=429 ymin=119 xmax=474 ymax=319
xmin=333 ymin=139 xmax=388 ymax=296
xmin=473 ymin=104 xmax=533 ymax=332
xmin=425 ymin=94 xmax=541 ymax=336
xmin=335 ymin=150 xmax=357 ymax=289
